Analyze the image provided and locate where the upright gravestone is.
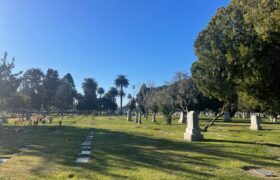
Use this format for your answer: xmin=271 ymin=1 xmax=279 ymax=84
xmin=178 ymin=111 xmax=186 ymax=124
xmin=127 ymin=110 xmax=132 ymax=121
xmin=250 ymin=114 xmax=262 ymax=130
xmin=223 ymin=112 xmax=231 ymax=122
xmin=184 ymin=111 xmax=203 ymax=142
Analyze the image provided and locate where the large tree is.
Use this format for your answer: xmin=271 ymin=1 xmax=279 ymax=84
xmin=82 ymin=78 xmax=98 ymax=113
xmin=0 ymin=52 xmax=21 ymax=109
xmin=192 ymin=0 xmax=280 ymax=130
xmin=54 ymin=81 xmax=74 ymax=114
xmin=21 ymin=68 xmax=45 ymax=112
xmin=114 ymin=75 xmax=129 ymax=115
xmin=62 ymin=73 xmax=77 ymax=96
xmin=42 ymin=69 xmax=59 ymax=113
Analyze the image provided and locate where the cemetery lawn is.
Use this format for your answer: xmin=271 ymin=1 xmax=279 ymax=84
xmin=0 ymin=116 xmax=280 ymax=180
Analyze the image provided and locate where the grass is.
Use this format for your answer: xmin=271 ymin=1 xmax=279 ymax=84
xmin=0 ymin=115 xmax=280 ymax=179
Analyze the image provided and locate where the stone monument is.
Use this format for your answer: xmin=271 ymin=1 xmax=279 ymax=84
xmin=127 ymin=110 xmax=132 ymax=121
xmin=184 ymin=111 xmax=203 ymax=142
xmin=223 ymin=112 xmax=231 ymax=122
xmin=250 ymin=114 xmax=262 ymax=130
xmin=178 ymin=111 xmax=186 ymax=123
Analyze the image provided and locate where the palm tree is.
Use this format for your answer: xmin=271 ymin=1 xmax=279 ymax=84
xmin=82 ymin=78 xmax=98 ymax=99
xmin=97 ymin=87 xmax=105 ymax=99
xmin=107 ymin=87 xmax=119 ymax=102
xmin=114 ymin=75 xmax=129 ymax=115
xmin=82 ymin=78 xmax=98 ymax=112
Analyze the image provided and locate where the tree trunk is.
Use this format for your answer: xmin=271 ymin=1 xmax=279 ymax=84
xmin=166 ymin=115 xmax=172 ymax=125
xmin=135 ymin=111 xmax=138 ymax=124
xmin=138 ymin=112 xmax=142 ymax=124
xmin=145 ymin=112 xmax=148 ymax=121
xmin=203 ymin=112 xmax=224 ymax=132
xmin=152 ymin=113 xmax=156 ymax=123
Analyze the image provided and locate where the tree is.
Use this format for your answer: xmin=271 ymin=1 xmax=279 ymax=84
xmin=136 ymin=84 xmax=149 ymax=119
xmin=114 ymin=75 xmax=129 ymax=115
xmin=82 ymin=78 xmax=98 ymax=113
xmin=107 ymin=87 xmax=119 ymax=102
xmin=155 ymin=86 xmax=177 ymax=125
xmin=127 ymin=93 xmax=132 ymax=110
xmin=147 ymin=89 xmax=158 ymax=123
xmin=97 ymin=87 xmax=105 ymax=99
xmin=21 ymin=68 xmax=45 ymax=112
xmin=0 ymin=52 xmax=21 ymax=110
xmin=54 ymin=81 xmax=74 ymax=114
xmin=62 ymin=73 xmax=77 ymax=96
xmin=171 ymin=72 xmax=201 ymax=113
xmin=42 ymin=69 xmax=59 ymax=113
xmin=192 ymin=0 xmax=280 ymax=130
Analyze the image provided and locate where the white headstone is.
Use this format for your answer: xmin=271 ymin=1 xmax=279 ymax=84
xmin=184 ymin=111 xmax=203 ymax=142
xmin=75 ymin=157 xmax=90 ymax=163
xmin=178 ymin=111 xmax=186 ymax=124
xmin=250 ymin=115 xmax=262 ymax=130
xmin=223 ymin=112 xmax=231 ymax=122
xmin=127 ymin=110 xmax=132 ymax=121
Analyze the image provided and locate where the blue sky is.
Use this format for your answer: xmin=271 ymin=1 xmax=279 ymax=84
xmin=0 ymin=0 xmax=229 ymax=101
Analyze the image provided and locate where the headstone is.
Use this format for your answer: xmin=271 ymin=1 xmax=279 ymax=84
xmin=81 ymin=140 xmax=92 ymax=146
xmin=223 ymin=112 xmax=231 ymax=122
xmin=178 ymin=111 xmax=186 ymax=124
xmin=75 ymin=157 xmax=90 ymax=163
xmin=184 ymin=111 xmax=203 ymax=142
xmin=250 ymin=115 xmax=262 ymax=130
xmin=137 ymin=112 xmax=142 ymax=124
xmin=127 ymin=110 xmax=132 ymax=121
xmin=0 ymin=158 xmax=10 ymax=164
xmin=87 ymin=135 xmax=94 ymax=139
xmin=81 ymin=145 xmax=91 ymax=151
xmin=80 ymin=150 xmax=91 ymax=156
xmin=251 ymin=169 xmax=276 ymax=177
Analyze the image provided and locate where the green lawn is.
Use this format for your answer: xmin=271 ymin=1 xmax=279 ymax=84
xmin=0 ymin=115 xmax=279 ymax=180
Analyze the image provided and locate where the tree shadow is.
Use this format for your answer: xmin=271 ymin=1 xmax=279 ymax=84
xmin=1 ymin=125 xmax=279 ymax=179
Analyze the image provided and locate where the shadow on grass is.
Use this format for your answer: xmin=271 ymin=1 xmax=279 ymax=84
xmin=206 ymin=138 xmax=280 ymax=148
xmin=1 ymin=125 xmax=279 ymax=179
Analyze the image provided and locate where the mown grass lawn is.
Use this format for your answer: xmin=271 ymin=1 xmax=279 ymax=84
xmin=0 ymin=115 xmax=280 ymax=180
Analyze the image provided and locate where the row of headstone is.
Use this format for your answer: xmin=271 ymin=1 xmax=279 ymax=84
xmin=184 ymin=111 xmax=264 ymax=142
xmin=128 ymin=110 xmax=158 ymax=123
xmin=75 ymin=131 xmax=94 ymax=163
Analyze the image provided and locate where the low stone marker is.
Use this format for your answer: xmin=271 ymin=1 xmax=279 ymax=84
xmin=75 ymin=130 xmax=94 ymax=164
xmin=0 ymin=158 xmax=10 ymax=164
xmin=250 ymin=115 xmax=262 ymax=130
xmin=75 ymin=156 xmax=90 ymax=163
xmin=184 ymin=111 xmax=203 ymax=142
xmin=223 ymin=112 xmax=231 ymax=122
xmin=251 ymin=169 xmax=276 ymax=177
xmin=81 ymin=145 xmax=91 ymax=151
xmin=80 ymin=150 xmax=91 ymax=156
xmin=178 ymin=111 xmax=186 ymax=124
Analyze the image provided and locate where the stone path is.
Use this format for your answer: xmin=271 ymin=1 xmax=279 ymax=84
xmin=75 ymin=130 xmax=94 ymax=164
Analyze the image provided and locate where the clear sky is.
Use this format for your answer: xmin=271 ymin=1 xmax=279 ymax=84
xmin=0 ymin=0 xmax=229 ymax=102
